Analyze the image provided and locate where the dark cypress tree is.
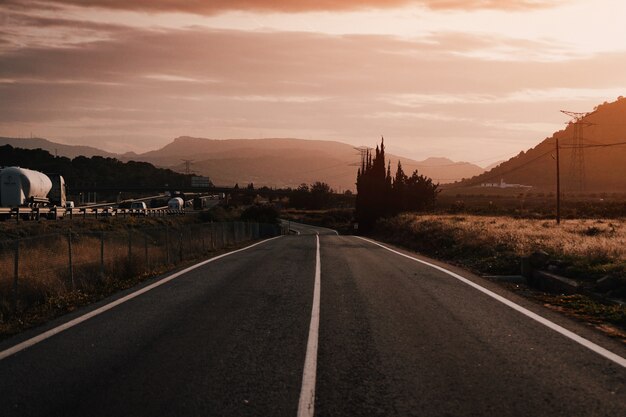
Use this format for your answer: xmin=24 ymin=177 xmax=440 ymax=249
xmin=392 ymin=160 xmax=408 ymax=211
xmin=355 ymin=138 xmax=439 ymax=232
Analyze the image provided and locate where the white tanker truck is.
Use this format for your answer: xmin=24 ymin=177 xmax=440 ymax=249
xmin=0 ymin=167 xmax=66 ymax=208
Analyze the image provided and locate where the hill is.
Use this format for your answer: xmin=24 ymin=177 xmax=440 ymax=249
xmin=0 ymin=137 xmax=119 ymax=159
xmin=134 ymin=137 xmax=484 ymax=191
xmin=455 ymin=97 xmax=626 ymax=193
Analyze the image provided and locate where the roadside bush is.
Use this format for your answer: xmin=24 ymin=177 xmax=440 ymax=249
xmin=240 ymin=204 xmax=279 ymax=224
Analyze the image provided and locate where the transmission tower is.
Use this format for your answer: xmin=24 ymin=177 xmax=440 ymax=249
xmin=353 ymin=146 xmax=372 ymax=169
xmin=181 ymin=159 xmax=194 ymax=175
xmin=560 ymin=110 xmax=593 ymax=193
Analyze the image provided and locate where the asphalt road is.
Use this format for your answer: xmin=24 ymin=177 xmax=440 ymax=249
xmin=1 ymin=223 xmax=625 ymax=416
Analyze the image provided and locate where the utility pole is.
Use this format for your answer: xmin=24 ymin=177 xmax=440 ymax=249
xmin=353 ymin=146 xmax=373 ymax=170
xmin=556 ymin=138 xmax=561 ymax=225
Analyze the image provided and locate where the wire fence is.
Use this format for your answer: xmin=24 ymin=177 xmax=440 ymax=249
xmin=0 ymin=221 xmax=283 ymax=321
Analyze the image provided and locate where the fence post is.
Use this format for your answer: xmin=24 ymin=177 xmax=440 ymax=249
xmin=13 ymin=239 xmax=19 ymax=314
xmin=179 ymin=231 xmax=183 ymax=262
xmin=165 ymin=226 xmax=170 ymax=264
xmin=210 ymin=222 xmax=215 ymax=251
xmin=100 ymin=232 xmax=105 ymax=278
xmin=128 ymin=228 xmax=132 ymax=262
xmin=144 ymin=234 xmax=149 ymax=267
xmin=68 ymin=229 xmax=75 ymax=289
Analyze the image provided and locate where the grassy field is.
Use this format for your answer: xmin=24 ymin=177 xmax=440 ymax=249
xmin=377 ymin=214 xmax=626 ymax=283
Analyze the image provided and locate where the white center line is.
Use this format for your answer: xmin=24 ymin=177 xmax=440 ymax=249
xmin=297 ymin=233 xmax=321 ymax=417
xmin=0 ymin=236 xmax=283 ymax=362
xmin=356 ymin=236 xmax=626 ymax=369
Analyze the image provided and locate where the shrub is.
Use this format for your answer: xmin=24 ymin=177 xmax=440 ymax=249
xmin=240 ymin=204 xmax=280 ymax=224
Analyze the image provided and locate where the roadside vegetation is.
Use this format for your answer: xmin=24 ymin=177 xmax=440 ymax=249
xmin=377 ymin=214 xmax=625 ymax=279
xmin=0 ymin=210 xmax=281 ymax=339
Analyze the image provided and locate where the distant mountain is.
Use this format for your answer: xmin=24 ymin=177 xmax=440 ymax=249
xmin=0 ymin=135 xmax=485 ymax=191
xmin=0 ymin=137 xmax=119 ymax=159
xmin=457 ymin=97 xmax=626 ymax=192
xmin=483 ymin=160 xmax=505 ymax=171
xmin=134 ymin=137 xmax=485 ymax=191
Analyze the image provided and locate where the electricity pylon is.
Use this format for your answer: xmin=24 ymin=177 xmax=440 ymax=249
xmin=560 ymin=110 xmax=593 ymax=193
xmin=181 ymin=159 xmax=194 ymax=175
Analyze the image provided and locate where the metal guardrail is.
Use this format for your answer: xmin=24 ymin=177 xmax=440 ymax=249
xmin=0 ymin=207 xmax=187 ymax=221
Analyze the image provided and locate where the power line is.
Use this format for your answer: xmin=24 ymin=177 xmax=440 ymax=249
xmin=560 ymin=140 xmax=626 ymax=149
xmin=400 ymin=150 xmax=520 ymax=168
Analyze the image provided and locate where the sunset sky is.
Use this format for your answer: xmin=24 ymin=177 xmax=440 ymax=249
xmin=1 ymin=0 xmax=625 ymax=165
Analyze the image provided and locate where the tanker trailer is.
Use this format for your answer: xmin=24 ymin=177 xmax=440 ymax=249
xmin=168 ymin=197 xmax=184 ymax=210
xmin=0 ymin=166 xmax=52 ymax=207
xmin=46 ymin=173 xmax=67 ymax=207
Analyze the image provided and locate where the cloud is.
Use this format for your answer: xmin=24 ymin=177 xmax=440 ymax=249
xmin=0 ymin=24 xmax=622 ymax=160
xmin=16 ymin=0 xmax=562 ymax=15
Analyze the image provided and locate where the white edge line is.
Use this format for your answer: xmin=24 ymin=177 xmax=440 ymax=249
xmin=355 ymin=236 xmax=626 ymax=369
xmin=297 ymin=233 xmax=321 ymax=417
xmin=0 ymin=235 xmax=283 ymax=362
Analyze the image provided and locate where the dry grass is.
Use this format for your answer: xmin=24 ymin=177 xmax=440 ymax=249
xmin=394 ymin=214 xmax=626 ymax=261
xmin=0 ymin=222 xmax=269 ymax=338
xmin=376 ymin=214 xmax=626 ymax=288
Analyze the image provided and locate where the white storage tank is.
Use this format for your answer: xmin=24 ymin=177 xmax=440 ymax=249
xmin=0 ymin=167 xmax=52 ymax=207
xmin=167 ymin=197 xmax=184 ymax=210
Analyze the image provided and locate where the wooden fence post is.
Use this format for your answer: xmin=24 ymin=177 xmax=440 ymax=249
xmin=165 ymin=226 xmax=170 ymax=264
xmin=68 ymin=229 xmax=74 ymax=289
xmin=145 ymin=234 xmax=149 ymax=267
xmin=100 ymin=232 xmax=105 ymax=278
xmin=13 ymin=239 xmax=19 ymax=314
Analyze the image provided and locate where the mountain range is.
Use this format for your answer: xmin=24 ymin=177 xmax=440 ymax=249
xmin=0 ymin=136 xmax=484 ymax=191
xmin=5 ymin=96 xmax=625 ymax=193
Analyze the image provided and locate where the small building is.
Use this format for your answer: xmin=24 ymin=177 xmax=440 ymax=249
xmin=191 ymin=176 xmax=211 ymax=188
xmin=480 ymin=178 xmax=532 ymax=189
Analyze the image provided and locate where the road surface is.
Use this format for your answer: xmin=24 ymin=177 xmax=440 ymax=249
xmin=1 ymin=223 xmax=624 ymax=416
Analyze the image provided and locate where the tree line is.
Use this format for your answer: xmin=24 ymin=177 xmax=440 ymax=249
xmin=356 ymin=138 xmax=439 ymax=231
xmin=0 ymin=145 xmax=196 ymax=189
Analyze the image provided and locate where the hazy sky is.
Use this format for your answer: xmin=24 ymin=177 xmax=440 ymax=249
xmin=1 ymin=0 xmax=625 ymax=165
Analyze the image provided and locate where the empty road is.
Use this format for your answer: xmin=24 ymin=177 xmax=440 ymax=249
xmin=1 ymin=223 xmax=624 ymax=416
